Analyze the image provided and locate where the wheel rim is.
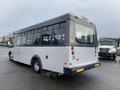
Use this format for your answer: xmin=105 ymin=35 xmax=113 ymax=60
xmin=34 ymin=62 xmax=40 ymax=71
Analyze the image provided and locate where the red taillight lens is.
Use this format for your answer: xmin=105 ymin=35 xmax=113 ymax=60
xmin=71 ymin=46 xmax=74 ymax=55
xmin=71 ymin=46 xmax=74 ymax=50
xmin=64 ymin=62 xmax=67 ymax=65
xmin=71 ymin=51 xmax=74 ymax=55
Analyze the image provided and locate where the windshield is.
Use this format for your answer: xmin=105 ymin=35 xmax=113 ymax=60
xmin=75 ymin=23 xmax=96 ymax=44
xmin=100 ymin=41 xmax=115 ymax=46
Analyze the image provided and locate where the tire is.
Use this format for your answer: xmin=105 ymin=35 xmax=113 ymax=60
xmin=32 ymin=59 xmax=42 ymax=74
xmin=8 ymin=52 xmax=12 ymax=61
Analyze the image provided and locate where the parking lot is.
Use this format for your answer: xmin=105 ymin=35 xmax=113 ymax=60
xmin=0 ymin=47 xmax=120 ymax=90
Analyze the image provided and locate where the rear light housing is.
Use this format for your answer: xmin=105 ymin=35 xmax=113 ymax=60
xmin=71 ymin=51 xmax=74 ymax=55
xmin=71 ymin=46 xmax=74 ymax=50
xmin=64 ymin=62 xmax=67 ymax=65
xmin=71 ymin=46 xmax=74 ymax=55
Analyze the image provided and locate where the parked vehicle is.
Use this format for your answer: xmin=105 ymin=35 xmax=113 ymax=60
xmin=98 ymin=38 xmax=117 ymax=60
xmin=8 ymin=41 xmax=14 ymax=47
xmin=9 ymin=13 xmax=100 ymax=76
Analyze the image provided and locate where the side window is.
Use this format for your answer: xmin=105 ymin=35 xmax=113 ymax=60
xmin=53 ymin=24 xmax=59 ymax=30
xmin=43 ymin=27 xmax=47 ymax=31
xmin=41 ymin=34 xmax=51 ymax=45
xmin=25 ymin=31 xmax=34 ymax=46
xmin=33 ymin=37 xmax=41 ymax=46
xmin=31 ymin=30 xmax=35 ymax=34
xmin=21 ymin=35 xmax=26 ymax=45
xmin=16 ymin=36 xmax=21 ymax=46
xmin=51 ymin=32 xmax=65 ymax=45
xmin=48 ymin=25 xmax=53 ymax=31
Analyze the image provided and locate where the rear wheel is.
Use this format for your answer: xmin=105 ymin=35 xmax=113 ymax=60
xmin=32 ymin=60 xmax=42 ymax=73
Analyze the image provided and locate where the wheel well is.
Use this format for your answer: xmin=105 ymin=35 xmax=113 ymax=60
xmin=31 ymin=55 xmax=42 ymax=67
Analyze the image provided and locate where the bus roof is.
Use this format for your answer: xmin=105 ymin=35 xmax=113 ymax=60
xmin=13 ymin=13 xmax=95 ymax=34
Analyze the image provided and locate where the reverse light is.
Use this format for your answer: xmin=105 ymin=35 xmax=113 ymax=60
xmin=76 ymin=68 xmax=84 ymax=73
xmin=95 ymin=63 xmax=100 ymax=67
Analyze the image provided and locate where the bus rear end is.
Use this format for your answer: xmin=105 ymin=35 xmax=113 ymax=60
xmin=64 ymin=18 xmax=100 ymax=75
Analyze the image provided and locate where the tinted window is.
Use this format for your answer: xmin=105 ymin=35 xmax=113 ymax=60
xmin=51 ymin=32 xmax=65 ymax=45
xmin=60 ymin=22 xmax=66 ymax=28
xmin=100 ymin=41 xmax=115 ymax=46
xmin=33 ymin=38 xmax=41 ymax=46
xmin=31 ymin=30 xmax=35 ymax=34
xmin=43 ymin=27 xmax=47 ymax=31
xmin=48 ymin=25 xmax=53 ymax=30
xmin=41 ymin=34 xmax=51 ymax=45
xmin=16 ymin=21 xmax=67 ymax=46
xmin=53 ymin=24 xmax=59 ymax=30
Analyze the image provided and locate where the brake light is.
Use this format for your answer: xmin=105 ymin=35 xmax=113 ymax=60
xmin=95 ymin=47 xmax=97 ymax=56
xmin=64 ymin=62 xmax=67 ymax=65
xmin=95 ymin=63 xmax=100 ymax=67
xmin=71 ymin=46 xmax=74 ymax=55
xmin=71 ymin=46 xmax=74 ymax=50
xmin=71 ymin=51 xmax=74 ymax=55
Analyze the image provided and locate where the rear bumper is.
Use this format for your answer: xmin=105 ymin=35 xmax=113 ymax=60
xmin=98 ymin=52 xmax=116 ymax=57
xmin=64 ymin=63 xmax=100 ymax=75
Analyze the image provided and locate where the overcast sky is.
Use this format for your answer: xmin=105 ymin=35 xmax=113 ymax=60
xmin=0 ymin=0 xmax=120 ymax=38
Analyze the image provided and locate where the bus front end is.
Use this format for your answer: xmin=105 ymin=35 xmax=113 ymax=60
xmin=64 ymin=18 xmax=100 ymax=75
xmin=98 ymin=39 xmax=117 ymax=60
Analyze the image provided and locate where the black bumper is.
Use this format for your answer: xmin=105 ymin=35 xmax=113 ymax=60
xmin=98 ymin=52 xmax=116 ymax=57
xmin=64 ymin=63 xmax=100 ymax=75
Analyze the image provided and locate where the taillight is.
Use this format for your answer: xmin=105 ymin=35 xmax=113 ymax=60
xmin=64 ymin=62 xmax=67 ymax=65
xmin=71 ymin=51 xmax=74 ymax=55
xmin=71 ymin=46 xmax=74 ymax=50
xmin=95 ymin=47 xmax=97 ymax=57
xmin=71 ymin=46 xmax=74 ymax=55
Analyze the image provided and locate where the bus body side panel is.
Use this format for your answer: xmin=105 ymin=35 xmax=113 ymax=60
xmin=12 ymin=46 xmax=69 ymax=74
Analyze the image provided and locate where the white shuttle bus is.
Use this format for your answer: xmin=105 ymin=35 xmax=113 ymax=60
xmin=9 ymin=13 xmax=100 ymax=76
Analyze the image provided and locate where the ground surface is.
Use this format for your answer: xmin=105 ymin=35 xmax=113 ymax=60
xmin=0 ymin=47 xmax=120 ymax=90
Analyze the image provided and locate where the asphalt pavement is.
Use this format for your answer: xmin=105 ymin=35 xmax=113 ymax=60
xmin=0 ymin=47 xmax=120 ymax=90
